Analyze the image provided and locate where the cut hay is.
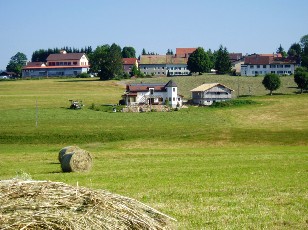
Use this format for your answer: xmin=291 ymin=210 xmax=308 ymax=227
xmin=58 ymin=146 xmax=81 ymax=162
xmin=0 ymin=179 xmax=176 ymax=230
xmin=61 ymin=149 xmax=92 ymax=172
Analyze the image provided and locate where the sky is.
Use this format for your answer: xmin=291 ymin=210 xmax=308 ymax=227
xmin=0 ymin=0 xmax=307 ymax=70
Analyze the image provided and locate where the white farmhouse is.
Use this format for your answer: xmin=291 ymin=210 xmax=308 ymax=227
xmin=190 ymin=83 xmax=233 ymax=105
xmin=241 ymin=54 xmax=297 ymax=76
xmin=122 ymin=80 xmax=182 ymax=108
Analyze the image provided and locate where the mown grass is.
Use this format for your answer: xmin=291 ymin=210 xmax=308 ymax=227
xmin=0 ymin=76 xmax=307 ymax=229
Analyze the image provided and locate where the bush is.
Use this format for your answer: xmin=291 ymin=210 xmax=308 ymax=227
xmin=76 ymin=73 xmax=91 ymax=78
xmin=210 ymin=99 xmax=257 ymax=108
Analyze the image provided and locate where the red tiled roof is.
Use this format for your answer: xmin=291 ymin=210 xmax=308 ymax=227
xmin=126 ymin=83 xmax=166 ymax=92
xmin=46 ymin=53 xmax=86 ymax=61
xmin=244 ymin=56 xmax=272 ymax=65
xmin=229 ymin=53 xmax=242 ymax=61
xmin=176 ymin=48 xmax=196 ymax=56
xmin=22 ymin=65 xmax=89 ymax=70
xmin=123 ymin=58 xmax=137 ymax=65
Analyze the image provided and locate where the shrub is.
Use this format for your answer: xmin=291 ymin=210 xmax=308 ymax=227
xmin=76 ymin=73 xmax=91 ymax=78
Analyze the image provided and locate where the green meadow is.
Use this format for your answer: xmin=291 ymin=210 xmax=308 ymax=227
xmin=0 ymin=76 xmax=307 ymax=229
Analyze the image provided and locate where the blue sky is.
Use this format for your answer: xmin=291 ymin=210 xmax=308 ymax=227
xmin=0 ymin=0 xmax=307 ymax=70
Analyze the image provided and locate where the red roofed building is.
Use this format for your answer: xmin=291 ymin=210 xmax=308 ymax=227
xmin=123 ymin=58 xmax=138 ymax=75
xmin=22 ymin=50 xmax=89 ymax=78
xmin=175 ymin=48 xmax=197 ymax=58
xmin=241 ymin=54 xmax=297 ymax=76
xmin=122 ymin=80 xmax=182 ymax=108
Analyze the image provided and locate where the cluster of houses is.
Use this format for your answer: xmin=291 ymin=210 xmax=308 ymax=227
xmin=20 ymin=47 xmax=298 ymax=79
xmin=121 ymin=80 xmax=234 ymax=108
xmin=15 ymin=47 xmax=299 ymax=109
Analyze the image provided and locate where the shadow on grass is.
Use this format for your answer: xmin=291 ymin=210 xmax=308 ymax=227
xmin=57 ymin=78 xmax=101 ymax=83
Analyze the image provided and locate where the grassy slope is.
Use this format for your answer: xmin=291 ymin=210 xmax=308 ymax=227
xmin=0 ymin=76 xmax=307 ymax=229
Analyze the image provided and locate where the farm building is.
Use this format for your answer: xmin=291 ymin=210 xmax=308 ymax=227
xmin=22 ymin=50 xmax=89 ymax=78
xmin=190 ymin=83 xmax=233 ymax=105
xmin=122 ymin=80 xmax=183 ymax=108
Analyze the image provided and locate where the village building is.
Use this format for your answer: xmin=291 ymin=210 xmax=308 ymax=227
xmin=122 ymin=80 xmax=183 ymax=108
xmin=190 ymin=83 xmax=233 ymax=105
xmin=240 ymin=54 xmax=296 ymax=76
xmin=123 ymin=58 xmax=138 ymax=75
xmin=22 ymin=50 xmax=89 ymax=78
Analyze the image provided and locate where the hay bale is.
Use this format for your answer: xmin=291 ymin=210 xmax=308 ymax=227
xmin=58 ymin=145 xmax=80 ymax=162
xmin=0 ymin=179 xmax=176 ymax=230
xmin=61 ymin=148 xmax=92 ymax=172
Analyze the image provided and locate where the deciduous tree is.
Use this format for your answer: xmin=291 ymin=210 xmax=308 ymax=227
xmin=262 ymin=73 xmax=281 ymax=95
xmin=294 ymin=67 xmax=308 ymax=93
xmin=187 ymin=47 xmax=211 ymax=74
xmin=6 ymin=52 xmax=27 ymax=77
xmin=122 ymin=47 xmax=136 ymax=58
xmin=89 ymin=43 xmax=123 ymax=80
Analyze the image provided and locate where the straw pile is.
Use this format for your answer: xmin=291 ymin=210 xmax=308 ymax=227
xmin=58 ymin=146 xmax=81 ymax=162
xmin=58 ymin=146 xmax=92 ymax=173
xmin=0 ymin=179 xmax=176 ymax=230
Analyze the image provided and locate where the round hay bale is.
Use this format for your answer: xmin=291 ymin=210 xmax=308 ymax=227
xmin=61 ymin=149 xmax=92 ymax=172
xmin=0 ymin=179 xmax=176 ymax=229
xmin=58 ymin=145 xmax=80 ymax=162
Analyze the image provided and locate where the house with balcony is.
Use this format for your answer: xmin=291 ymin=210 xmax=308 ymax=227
xmin=22 ymin=50 xmax=89 ymax=78
xmin=190 ymin=83 xmax=233 ymax=105
xmin=122 ymin=80 xmax=183 ymax=108
xmin=241 ymin=54 xmax=296 ymax=76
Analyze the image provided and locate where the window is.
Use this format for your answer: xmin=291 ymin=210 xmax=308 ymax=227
xmin=271 ymin=71 xmax=275 ymax=73
xmin=173 ymin=87 xmax=175 ymax=92
xmin=285 ymin=65 xmax=290 ymax=68
xmin=250 ymin=65 xmax=254 ymax=68
xmin=263 ymin=65 xmax=266 ymax=68
xmin=178 ymin=97 xmax=181 ymax=101
xmin=169 ymin=97 xmax=171 ymax=101
xmin=257 ymin=65 xmax=260 ymax=68
xmin=149 ymin=88 xmax=154 ymax=95
xmin=73 ymin=62 xmax=77 ymax=65
xmin=270 ymin=65 xmax=276 ymax=68
xmin=173 ymin=97 xmax=175 ymax=101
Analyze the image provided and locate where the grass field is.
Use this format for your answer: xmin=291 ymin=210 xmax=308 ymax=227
xmin=0 ymin=75 xmax=307 ymax=229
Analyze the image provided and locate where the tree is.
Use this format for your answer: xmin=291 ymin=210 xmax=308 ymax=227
xmin=215 ymin=45 xmax=231 ymax=74
xmin=262 ymin=73 xmax=281 ymax=95
xmin=131 ymin=64 xmax=139 ymax=77
xmin=89 ymin=43 xmax=123 ymax=80
xmin=187 ymin=47 xmax=211 ymax=74
xmin=294 ymin=67 xmax=308 ymax=93
xmin=122 ymin=47 xmax=136 ymax=58
xmin=300 ymin=34 xmax=308 ymax=48
xmin=166 ymin=49 xmax=173 ymax=55
xmin=276 ymin=44 xmax=287 ymax=58
xmin=6 ymin=52 xmax=27 ymax=77
xmin=142 ymin=48 xmax=147 ymax=55
xmin=288 ymin=43 xmax=302 ymax=57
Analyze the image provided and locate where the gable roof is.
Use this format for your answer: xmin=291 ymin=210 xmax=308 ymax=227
xmin=244 ymin=56 xmax=271 ymax=65
xmin=140 ymin=55 xmax=169 ymax=65
xmin=126 ymin=83 xmax=167 ymax=92
xmin=47 ymin=53 xmax=86 ymax=61
xmin=190 ymin=83 xmax=233 ymax=92
xmin=229 ymin=53 xmax=243 ymax=61
xmin=176 ymin=48 xmax=196 ymax=57
xmin=123 ymin=58 xmax=138 ymax=65
xmin=25 ymin=62 xmax=45 ymax=67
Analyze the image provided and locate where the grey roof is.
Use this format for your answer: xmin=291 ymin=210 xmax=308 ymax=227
xmin=165 ymin=80 xmax=177 ymax=87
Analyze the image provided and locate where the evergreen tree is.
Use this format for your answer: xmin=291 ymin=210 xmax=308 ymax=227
xmin=142 ymin=48 xmax=146 ymax=55
xmin=215 ymin=45 xmax=231 ymax=74
xmin=276 ymin=44 xmax=287 ymax=57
